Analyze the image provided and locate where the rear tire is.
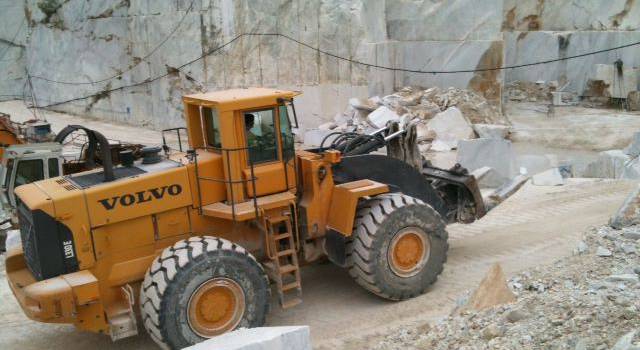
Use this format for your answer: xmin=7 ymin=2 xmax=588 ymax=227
xmin=346 ymin=193 xmax=448 ymax=300
xmin=139 ymin=236 xmax=270 ymax=350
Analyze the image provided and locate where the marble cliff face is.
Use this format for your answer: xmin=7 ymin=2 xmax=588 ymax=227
xmin=1 ymin=0 xmax=639 ymax=129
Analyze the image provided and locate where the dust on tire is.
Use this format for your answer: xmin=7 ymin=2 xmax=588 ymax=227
xmin=346 ymin=193 xmax=449 ymax=300
xmin=139 ymin=236 xmax=270 ymax=349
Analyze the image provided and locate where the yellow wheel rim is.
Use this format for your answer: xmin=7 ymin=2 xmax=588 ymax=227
xmin=388 ymin=227 xmax=431 ymax=277
xmin=187 ymin=277 xmax=245 ymax=337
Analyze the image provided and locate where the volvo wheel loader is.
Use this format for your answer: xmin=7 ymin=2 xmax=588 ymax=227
xmin=5 ymin=88 xmax=485 ymax=349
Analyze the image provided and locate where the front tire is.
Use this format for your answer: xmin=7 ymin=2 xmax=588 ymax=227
xmin=346 ymin=193 xmax=448 ymax=300
xmin=140 ymin=236 xmax=270 ymax=349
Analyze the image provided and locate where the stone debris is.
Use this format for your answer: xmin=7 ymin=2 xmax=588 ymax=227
xmin=610 ymin=186 xmax=640 ymax=229
xmin=622 ymin=227 xmax=640 ymax=240
xmin=367 ymin=106 xmax=400 ymax=129
xmin=480 ymin=323 xmax=504 ymax=340
xmin=426 ymin=107 xmax=474 ymax=150
xmin=575 ymin=240 xmax=589 ymax=255
xmin=606 ymin=274 xmax=639 ymax=284
xmin=472 ymin=124 xmax=510 ymax=140
xmin=531 ymin=168 xmax=565 ymax=186
xmin=349 ymin=97 xmax=377 ymax=112
xmin=612 ymin=331 xmax=637 ymax=350
xmin=596 ymin=246 xmax=613 ymax=257
xmin=326 ymin=86 xmax=507 ymax=153
xmin=505 ymin=307 xmax=528 ymax=323
xmin=372 ymin=224 xmax=640 ymax=350
xmin=505 ymin=80 xmax=558 ymax=102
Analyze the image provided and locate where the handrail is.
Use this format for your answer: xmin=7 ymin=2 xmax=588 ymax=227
xmin=161 ymin=127 xmax=188 ymax=153
xmin=189 ymin=146 xmax=259 ymax=222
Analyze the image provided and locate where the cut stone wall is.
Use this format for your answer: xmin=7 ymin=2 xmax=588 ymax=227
xmin=503 ymin=0 xmax=640 ymax=95
xmin=0 ymin=0 xmax=27 ymax=101
xmin=19 ymin=0 xmax=372 ymax=129
xmin=0 ymin=0 xmax=639 ymax=130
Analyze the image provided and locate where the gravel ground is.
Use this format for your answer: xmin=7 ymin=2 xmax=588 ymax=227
xmin=373 ymin=225 xmax=640 ymax=350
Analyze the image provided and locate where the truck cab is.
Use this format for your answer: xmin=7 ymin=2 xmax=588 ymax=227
xmin=1 ymin=143 xmax=64 ymax=209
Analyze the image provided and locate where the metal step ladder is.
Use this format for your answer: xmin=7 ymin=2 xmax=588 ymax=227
xmin=266 ymin=214 xmax=302 ymax=309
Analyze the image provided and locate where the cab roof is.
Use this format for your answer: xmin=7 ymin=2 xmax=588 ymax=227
xmin=183 ymin=88 xmax=300 ymax=112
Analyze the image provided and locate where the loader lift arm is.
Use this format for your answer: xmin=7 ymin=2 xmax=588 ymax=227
xmin=323 ymin=123 xmax=486 ymax=223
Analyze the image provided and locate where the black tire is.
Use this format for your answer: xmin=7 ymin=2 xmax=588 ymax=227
xmin=139 ymin=236 xmax=270 ymax=350
xmin=346 ymin=193 xmax=448 ymax=300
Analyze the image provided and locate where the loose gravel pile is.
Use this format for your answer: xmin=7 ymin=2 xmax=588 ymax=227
xmin=374 ymin=225 xmax=640 ymax=350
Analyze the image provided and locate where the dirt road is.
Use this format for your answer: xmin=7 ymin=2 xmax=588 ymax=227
xmin=0 ymin=178 xmax=634 ymax=350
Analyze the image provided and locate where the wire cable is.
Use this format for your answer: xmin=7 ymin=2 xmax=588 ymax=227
xmin=0 ymin=17 xmax=26 ymax=62
xmin=33 ymin=32 xmax=640 ymax=109
xmin=30 ymin=0 xmax=196 ymax=85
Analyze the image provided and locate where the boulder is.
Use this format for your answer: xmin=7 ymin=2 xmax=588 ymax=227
xmin=583 ymin=150 xmax=630 ymax=178
xmin=473 ymin=124 xmax=510 ymax=140
xmin=621 ymin=157 xmax=640 ymax=179
xmin=427 ymin=107 xmax=474 ymax=149
xmin=471 ymin=166 xmax=508 ymax=189
xmin=367 ymin=106 xmax=400 ymax=128
xmin=623 ymin=131 xmax=640 ymax=157
xmin=317 ymin=122 xmax=337 ymax=131
xmin=596 ymin=246 xmax=612 ymax=257
xmin=415 ymin=123 xmax=435 ymax=142
xmin=184 ymin=326 xmax=311 ymax=350
xmin=612 ymin=330 xmax=636 ymax=350
xmin=464 ymin=263 xmax=516 ymax=311
xmin=457 ymin=138 xmax=517 ymax=179
xmin=349 ymin=97 xmax=377 ymax=112
xmin=629 ymin=91 xmax=640 ymax=111
xmin=622 ymin=227 xmax=640 ymax=240
xmin=405 ymin=102 xmax=440 ymax=120
xmin=532 ymin=168 xmax=564 ymax=186
xmin=610 ymin=185 xmax=640 ymax=229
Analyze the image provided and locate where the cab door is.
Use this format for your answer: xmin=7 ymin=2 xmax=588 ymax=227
xmin=241 ymin=106 xmax=295 ymax=198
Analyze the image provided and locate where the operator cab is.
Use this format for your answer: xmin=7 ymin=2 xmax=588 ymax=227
xmin=181 ymin=88 xmax=299 ymax=209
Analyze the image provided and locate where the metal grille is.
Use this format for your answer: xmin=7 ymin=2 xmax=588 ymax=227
xmin=68 ymin=166 xmax=146 ymax=189
xmin=17 ymin=203 xmax=41 ymax=280
xmin=56 ymin=178 xmax=78 ymax=191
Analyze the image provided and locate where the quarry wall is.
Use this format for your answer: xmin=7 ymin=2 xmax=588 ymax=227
xmin=0 ymin=0 xmax=638 ymax=130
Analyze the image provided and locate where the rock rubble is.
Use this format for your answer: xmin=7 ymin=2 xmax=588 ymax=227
xmin=372 ymin=224 xmax=640 ymax=350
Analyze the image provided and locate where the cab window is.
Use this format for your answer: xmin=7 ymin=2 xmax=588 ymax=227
xmin=15 ymin=159 xmax=44 ymax=187
xmin=278 ymin=105 xmax=295 ymax=162
xmin=244 ymin=109 xmax=278 ymax=164
xmin=203 ymin=107 xmax=222 ymax=148
xmin=48 ymin=158 xmax=60 ymax=177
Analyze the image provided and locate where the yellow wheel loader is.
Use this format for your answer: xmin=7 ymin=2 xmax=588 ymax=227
xmin=5 ymin=88 xmax=485 ymax=349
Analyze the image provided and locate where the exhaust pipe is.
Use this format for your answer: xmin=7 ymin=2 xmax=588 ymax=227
xmin=54 ymin=125 xmax=115 ymax=182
